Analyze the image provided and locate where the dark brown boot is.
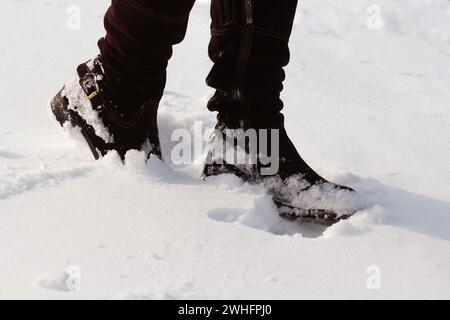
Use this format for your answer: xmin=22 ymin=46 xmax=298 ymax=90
xmin=50 ymin=55 xmax=161 ymax=160
xmin=51 ymin=0 xmax=196 ymax=160
xmin=203 ymin=0 xmax=357 ymax=223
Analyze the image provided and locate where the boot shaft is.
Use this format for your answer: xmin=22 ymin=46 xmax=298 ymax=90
xmin=101 ymin=0 xmax=196 ymax=102
xmin=207 ymin=0 xmax=298 ymax=116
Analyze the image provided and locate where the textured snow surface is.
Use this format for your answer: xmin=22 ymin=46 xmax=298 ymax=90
xmin=1 ymin=0 xmax=450 ymax=299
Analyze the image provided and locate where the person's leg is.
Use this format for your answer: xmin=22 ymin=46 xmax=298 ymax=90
xmin=203 ymin=0 xmax=356 ymax=222
xmin=51 ymin=0 xmax=196 ymax=159
xmin=206 ymin=0 xmax=297 ymax=123
xmin=100 ymin=0 xmax=196 ymax=101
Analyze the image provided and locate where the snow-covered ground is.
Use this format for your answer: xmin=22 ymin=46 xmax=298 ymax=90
xmin=1 ymin=0 xmax=450 ymax=299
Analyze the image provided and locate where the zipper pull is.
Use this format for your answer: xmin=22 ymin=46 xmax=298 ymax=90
xmin=245 ymin=0 xmax=253 ymax=24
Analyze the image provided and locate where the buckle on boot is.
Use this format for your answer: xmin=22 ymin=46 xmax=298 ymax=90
xmin=80 ymin=73 xmax=101 ymax=101
xmin=86 ymin=83 xmax=100 ymax=100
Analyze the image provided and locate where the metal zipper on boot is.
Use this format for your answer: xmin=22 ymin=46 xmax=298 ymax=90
xmin=232 ymin=0 xmax=254 ymax=101
xmin=245 ymin=0 xmax=253 ymax=23
xmin=233 ymin=0 xmax=261 ymax=180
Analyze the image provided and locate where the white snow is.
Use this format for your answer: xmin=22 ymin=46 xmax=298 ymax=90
xmin=1 ymin=0 xmax=450 ymax=299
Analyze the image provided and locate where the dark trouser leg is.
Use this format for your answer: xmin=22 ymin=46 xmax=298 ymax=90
xmin=100 ymin=0 xmax=196 ymax=101
xmin=206 ymin=0 xmax=298 ymax=126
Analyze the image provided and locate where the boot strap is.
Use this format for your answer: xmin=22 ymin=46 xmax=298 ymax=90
xmin=77 ymin=60 xmax=105 ymax=109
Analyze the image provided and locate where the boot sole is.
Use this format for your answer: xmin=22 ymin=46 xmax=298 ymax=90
xmin=203 ymin=160 xmax=355 ymax=225
xmin=275 ymin=199 xmax=354 ymax=225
